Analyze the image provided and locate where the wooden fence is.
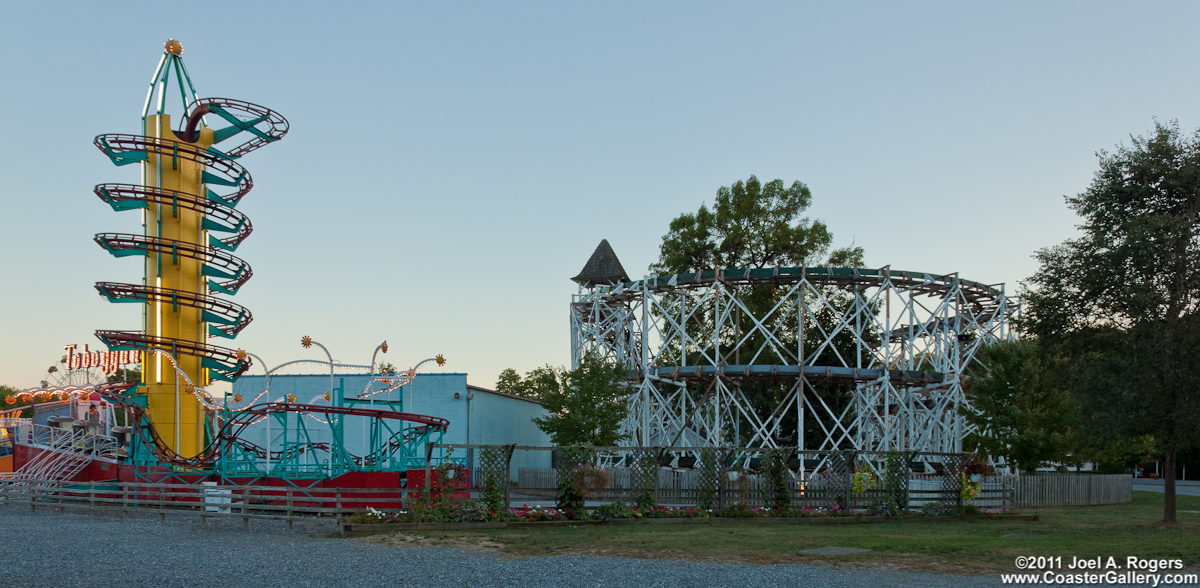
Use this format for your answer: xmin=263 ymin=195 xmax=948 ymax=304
xmin=1000 ymin=473 xmax=1132 ymax=507
xmin=0 ymin=472 xmax=1131 ymax=527
xmin=0 ymin=478 xmax=412 ymax=527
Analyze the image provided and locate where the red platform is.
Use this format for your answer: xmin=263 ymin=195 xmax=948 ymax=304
xmin=12 ymin=443 xmax=472 ymax=509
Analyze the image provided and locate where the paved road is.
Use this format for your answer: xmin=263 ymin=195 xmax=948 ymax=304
xmin=1132 ymin=479 xmax=1200 ymax=497
xmin=0 ymin=506 xmax=1018 ymax=588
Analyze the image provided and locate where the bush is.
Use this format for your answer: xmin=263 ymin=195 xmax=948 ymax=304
xmin=720 ymin=501 xmax=753 ymax=518
xmin=569 ymin=463 xmax=611 ymax=499
xmin=454 ymin=500 xmax=491 ymax=523
xmin=592 ymin=501 xmax=638 ymax=520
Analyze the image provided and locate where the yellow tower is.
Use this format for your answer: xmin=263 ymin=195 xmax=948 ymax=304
xmin=140 ymin=114 xmax=214 ymax=457
xmin=94 ymin=39 xmax=288 ymax=459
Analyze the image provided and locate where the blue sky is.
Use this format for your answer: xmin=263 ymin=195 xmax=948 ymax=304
xmin=2 ymin=2 xmax=1198 ymax=392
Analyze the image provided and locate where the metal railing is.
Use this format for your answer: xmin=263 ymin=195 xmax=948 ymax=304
xmin=15 ymin=423 xmax=120 ymax=459
xmin=8 ymin=423 xmax=121 ymax=483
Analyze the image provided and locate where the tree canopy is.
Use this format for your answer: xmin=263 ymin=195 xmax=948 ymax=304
xmin=1024 ymin=120 xmax=1200 ymax=524
xmin=962 ymin=339 xmax=1075 ymax=472
xmin=651 ymin=175 xmax=862 ymax=276
xmin=1 ymin=385 xmax=34 ymax=418
xmin=495 ymin=366 xmax=558 ymax=399
xmin=527 ymin=355 xmax=630 ymax=447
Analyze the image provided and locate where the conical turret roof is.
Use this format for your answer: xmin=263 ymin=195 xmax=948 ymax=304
xmin=572 ymin=239 xmax=630 ymax=287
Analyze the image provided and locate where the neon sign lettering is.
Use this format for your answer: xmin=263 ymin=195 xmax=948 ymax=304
xmin=63 ymin=344 xmax=137 ymax=375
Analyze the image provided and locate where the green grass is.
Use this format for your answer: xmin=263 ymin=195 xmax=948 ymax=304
xmin=367 ymin=492 xmax=1200 ymax=573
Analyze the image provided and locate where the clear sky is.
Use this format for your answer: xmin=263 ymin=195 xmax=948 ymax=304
xmin=2 ymin=2 xmax=1198 ymax=393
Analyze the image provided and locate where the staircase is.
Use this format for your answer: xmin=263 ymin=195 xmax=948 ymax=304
xmin=10 ymin=427 xmax=97 ymax=487
xmin=13 ymin=447 xmax=92 ymax=483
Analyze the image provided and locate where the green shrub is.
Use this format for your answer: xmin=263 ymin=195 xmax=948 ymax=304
xmin=592 ymin=500 xmax=638 ymax=520
xmin=720 ymin=501 xmax=753 ymax=518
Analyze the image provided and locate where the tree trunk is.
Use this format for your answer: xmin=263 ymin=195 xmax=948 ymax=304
xmin=1162 ymin=445 xmax=1177 ymax=524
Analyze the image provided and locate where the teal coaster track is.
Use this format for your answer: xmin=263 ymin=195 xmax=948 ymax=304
xmin=92 ymin=97 xmax=284 ymax=381
xmin=94 ymin=380 xmax=450 ymax=481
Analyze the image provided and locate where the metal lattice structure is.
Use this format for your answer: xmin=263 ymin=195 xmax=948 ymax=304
xmin=570 ymin=267 xmax=1017 ymax=461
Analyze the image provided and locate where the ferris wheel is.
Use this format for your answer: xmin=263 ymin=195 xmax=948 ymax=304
xmin=42 ymin=356 xmax=107 ymax=388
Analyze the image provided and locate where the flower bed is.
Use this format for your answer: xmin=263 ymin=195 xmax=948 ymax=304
xmin=344 ymin=500 xmax=1011 ymax=526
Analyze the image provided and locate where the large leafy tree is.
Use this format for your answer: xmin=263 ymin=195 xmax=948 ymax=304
xmin=1024 ymin=121 xmax=1200 ymax=524
xmin=527 ymin=355 xmax=630 ymax=447
xmin=651 ymin=175 xmax=865 ymax=447
xmin=961 ymin=339 xmax=1076 ymax=472
xmin=495 ymin=366 xmax=558 ymax=399
xmin=651 ymin=175 xmax=859 ymax=275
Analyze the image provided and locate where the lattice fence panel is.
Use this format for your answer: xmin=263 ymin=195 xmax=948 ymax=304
xmin=476 ymin=445 xmax=510 ymax=511
xmin=940 ymin=454 xmax=966 ymax=510
xmin=824 ymin=452 xmax=852 ymax=509
xmin=627 ymin=450 xmax=657 ymax=508
xmin=878 ymin=451 xmax=911 ymax=515
xmin=761 ymin=448 xmax=791 ymax=510
xmin=696 ymin=448 xmax=721 ymax=510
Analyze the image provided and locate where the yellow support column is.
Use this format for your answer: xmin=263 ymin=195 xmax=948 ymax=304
xmin=142 ymin=113 xmax=214 ymax=458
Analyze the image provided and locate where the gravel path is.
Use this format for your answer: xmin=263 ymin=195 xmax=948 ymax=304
xmin=0 ymin=506 xmax=1012 ymax=588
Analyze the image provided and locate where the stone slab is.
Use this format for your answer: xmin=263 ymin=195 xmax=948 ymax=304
xmin=801 ymin=547 xmax=872 ymax=555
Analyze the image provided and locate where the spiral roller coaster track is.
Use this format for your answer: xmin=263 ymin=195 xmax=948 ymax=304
xmin=92 ymin=109 xmax=284 ymax=387
xmin=89 ymin=42 xmax=291 ymax=460
xmin=93 ymin=97 xmax=286 ymax=378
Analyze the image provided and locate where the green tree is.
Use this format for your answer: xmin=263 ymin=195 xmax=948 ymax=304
xmin=1024 ymin=120 xmax=1200 ymax=524
xmin=107 ymin=368 xmax=141 ymax=383
xmin=495 ymin=365 xmax=558 ymax=399
xmin=962 ymin=339 xmax=1075 ymax=472
xmin=651 ymin=175 xmax=860 ymax=275
xmin=651 ymin=175 xmax=865 ymax=446
xmin=531 ymin=355 xmax=630 ymax=447
xmin=1 ymin=385 xmax=34 ymax=418
xmin=495 ymin=368 xmax=522 ymax=396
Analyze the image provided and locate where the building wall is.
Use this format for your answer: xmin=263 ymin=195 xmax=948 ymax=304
xmin=231 ymin=373 xmax=551 ymax=473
